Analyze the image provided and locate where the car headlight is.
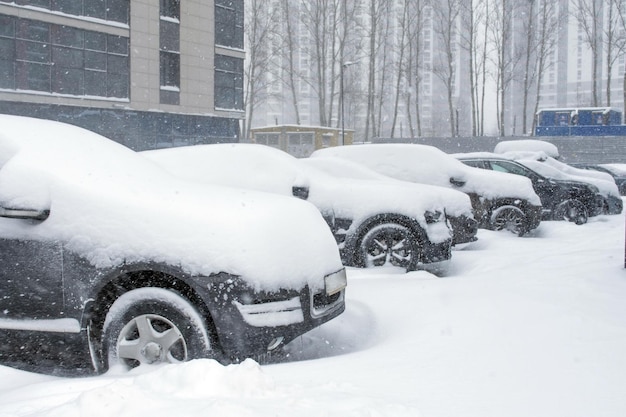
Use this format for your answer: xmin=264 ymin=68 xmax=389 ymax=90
xmin=424 ymin=210 xmax=444 ymax=224
xmin=325 ymin=268 xmax=347 ymax=296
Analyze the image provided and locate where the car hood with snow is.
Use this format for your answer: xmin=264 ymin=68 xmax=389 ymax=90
xmin=0 ymin=115 xmax=343 ymax=292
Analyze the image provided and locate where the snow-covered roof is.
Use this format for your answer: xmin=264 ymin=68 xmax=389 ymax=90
xmin=0 ymin=115 xmax=343 ymax=291
xmin=494 ymin=140 xmax=560 ymax=158
xmin=300 ymin=156 xmax=474 ymax=220
xmin=310 ymin=144 xmax=541 ymax=205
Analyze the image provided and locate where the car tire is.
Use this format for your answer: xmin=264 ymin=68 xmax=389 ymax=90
xmin=102 ymin=287 xmax=211 ymax=370
xmin=358 ymin=222 xmax=419 ymax=270
xmin=490 ymin=205 xmax=527 ymax=236
xmin=555 ymin=199 xmax=588 ymax=225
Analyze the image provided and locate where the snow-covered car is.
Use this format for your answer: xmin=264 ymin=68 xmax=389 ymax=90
xmin=143 ymin=144 xmax=454 ymax=273
xmin=0 ymin=115 xmax=346 ymax=374
xmin=300 ymin=156 xmax=478 ymax=245
xmin=457 ymin=153 xmax=602 ymax=225
xmin=497 ymin=151 xmax=623 ymax=215
xmin=493 ymin=139 xmax=560 ymax=159
xmin=571 ymin=163 xmax=626 ymax=196
xmin=311 ymin=144 xmax=543 ymax=236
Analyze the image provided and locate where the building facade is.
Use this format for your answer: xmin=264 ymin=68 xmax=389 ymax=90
xmin=0 ymin=0 xmax=244 ymax=150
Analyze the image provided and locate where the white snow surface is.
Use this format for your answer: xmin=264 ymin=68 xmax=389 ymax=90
xmin=0 ymin=115 xmax=343 ymax=291
xmin=494 ymin=139 xmax=560 ymax=158
xmin=143 ymin=144 xmax=463 ymax=243
xmin=311 ymin=144 xmax=542 ymax=205
xmin=1 ymin=208 xmax=625 ymax=416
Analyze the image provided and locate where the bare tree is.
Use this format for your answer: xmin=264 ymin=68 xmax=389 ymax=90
xmin=242 ymin=0 xmax=278 ymax=139
xmin=364 ymin=0 xmax=392 ymax=139
xmin=403 ymin=0 xmax=428 ymax=138
xmin=603 ymin=0 xmax=626 ymax=106
xmin=389 ymin=2 xmax=409 ymax=138
xmin=573 ymin=0 xmax=603 ymax=106
xmin=488 ymin=0 xmax=519 ymax=136
xmin=298 ymin=0 xmax=344 ymax=127
xmin=531 ymin=0 xmax=561 ymax=133
xmin=460 ymin=0 xmax=488 ymax=136
xmin=281 ymin=0 xmax=302 ymax=125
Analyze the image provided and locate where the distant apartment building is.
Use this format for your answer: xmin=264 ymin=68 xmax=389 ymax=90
xmin=509 ymin=0 xmax=626 ymax=135
xmin=250 ymin=0 xmax=471 ymax=141
xmin=0 ymin=0 xmax=244 ymax=149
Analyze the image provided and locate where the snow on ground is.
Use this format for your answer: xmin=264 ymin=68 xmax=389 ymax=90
xmin=1 ymin=209 xmax=625 ymax=417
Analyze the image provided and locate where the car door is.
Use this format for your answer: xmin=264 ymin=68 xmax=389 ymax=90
xmin=487 ymin=160 xmax=559 ymax=210
xmin=0 ymin=233 xmax=65 ymax=322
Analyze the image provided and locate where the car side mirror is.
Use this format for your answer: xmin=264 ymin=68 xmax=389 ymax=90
xmin=0 ymin=206 xmax=50 ymax=221
xmin=449 ymin=177 xmax=466 ymax=187
xmin=292 ymin=186 xmax=309 ymax=200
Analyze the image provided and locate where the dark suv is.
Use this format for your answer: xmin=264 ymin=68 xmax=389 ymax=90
xmin=458 ymin=155 xmax=600 ymax=224
xmin=0 ymin=115 xmax=346 ymax=374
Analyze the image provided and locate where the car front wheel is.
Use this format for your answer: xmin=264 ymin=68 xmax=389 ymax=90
xmin=490 ymin=205 xmax=527 ymax=236
xmin=358 ymin=222 xmax=419 ymax=270
xmin=102 ymin=287 xmax=211 ymax=370
xmin=555 ymin=199 xmax=588 ymax=225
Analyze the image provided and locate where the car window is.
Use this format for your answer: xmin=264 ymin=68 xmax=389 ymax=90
xmin=462 ymin=160 xmax=483 ymax=169
xmin=490 ymin=161 xmax=529 ymax=176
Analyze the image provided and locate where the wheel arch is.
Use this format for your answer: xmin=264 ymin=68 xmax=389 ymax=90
xmin=83 ymin=264 xmax=223 ymax=368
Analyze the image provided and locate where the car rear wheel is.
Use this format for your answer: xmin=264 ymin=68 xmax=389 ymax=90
xmin=490 ymin=205 xmax=526 ymax=236
xmin=555 ymin=199 xmax=588 ymax=225
xmin=102 ymin=287 xmax=211 ymax=370
xmin=358 ymin=222 xmax=419 ymax=270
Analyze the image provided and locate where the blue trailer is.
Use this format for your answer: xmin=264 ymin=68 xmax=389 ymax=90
xmin=535 ymin=107 xmax=626 ymax=136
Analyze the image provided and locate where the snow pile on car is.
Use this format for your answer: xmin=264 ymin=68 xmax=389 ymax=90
xmin=143 ymin=144 xmax=461 ymax=244
xmin=494 ymin=139 xmax=560 ymax=158
xmin=0 ymin=115 xmax=343 ymax=292
xmin=500 ymin=150 xmax=620 ymax=199
xmin=311 ymin=144 xmax=541 ymax=205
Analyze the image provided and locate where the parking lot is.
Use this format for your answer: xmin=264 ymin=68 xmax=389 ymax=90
xmin=1 ymin=210 xmax=625 ymax=417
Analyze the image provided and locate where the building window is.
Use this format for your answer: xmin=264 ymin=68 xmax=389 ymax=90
xmin=0 ymin=15 xmax=129 ymax=98
xmin=1 ymin=0 xmax=130 ymax=24
xmin=214 ymin=54 xmax=243 ymax=110
xmin=160 ymin=0 xmax=180 ymax=105
xmin=215 ymin=0 xmax=243 ymax=49
xmin=254 ymin=132 xmax=280 ymax=148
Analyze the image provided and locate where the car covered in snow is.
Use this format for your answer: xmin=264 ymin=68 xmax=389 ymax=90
xmin=0 ymin=115 xmax=346 ymax=374
xmin=311 ymin=144 xmax=543 ymax=236
xmin=143 ymin=144 xmax=454 ymax=273
xmin=571 ymin=163 xmax=626 ymax=195
xmin=300 ymin=156 xmax=478 ymax=245
xmin=495 ymin=151 xmax=623 ymax=216
xmin=456 ymin=153 xmax=602 ymax=225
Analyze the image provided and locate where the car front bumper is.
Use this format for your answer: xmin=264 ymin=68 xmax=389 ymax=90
xmin=448 ymin=214 xmax=478 ymax=245
xmin=198 ymin=270 xmax=346 ymax=362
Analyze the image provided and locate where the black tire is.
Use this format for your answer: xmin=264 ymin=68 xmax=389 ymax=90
xmin=102 ymin=288 xmax=211 ymax=370
xmin=490 ymin=205 xmax=527 ymax=236
xmin=358 ymin=222 xmax=419 ymax=271
xmin=555 ymin=199 xmax=588 ymax=225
